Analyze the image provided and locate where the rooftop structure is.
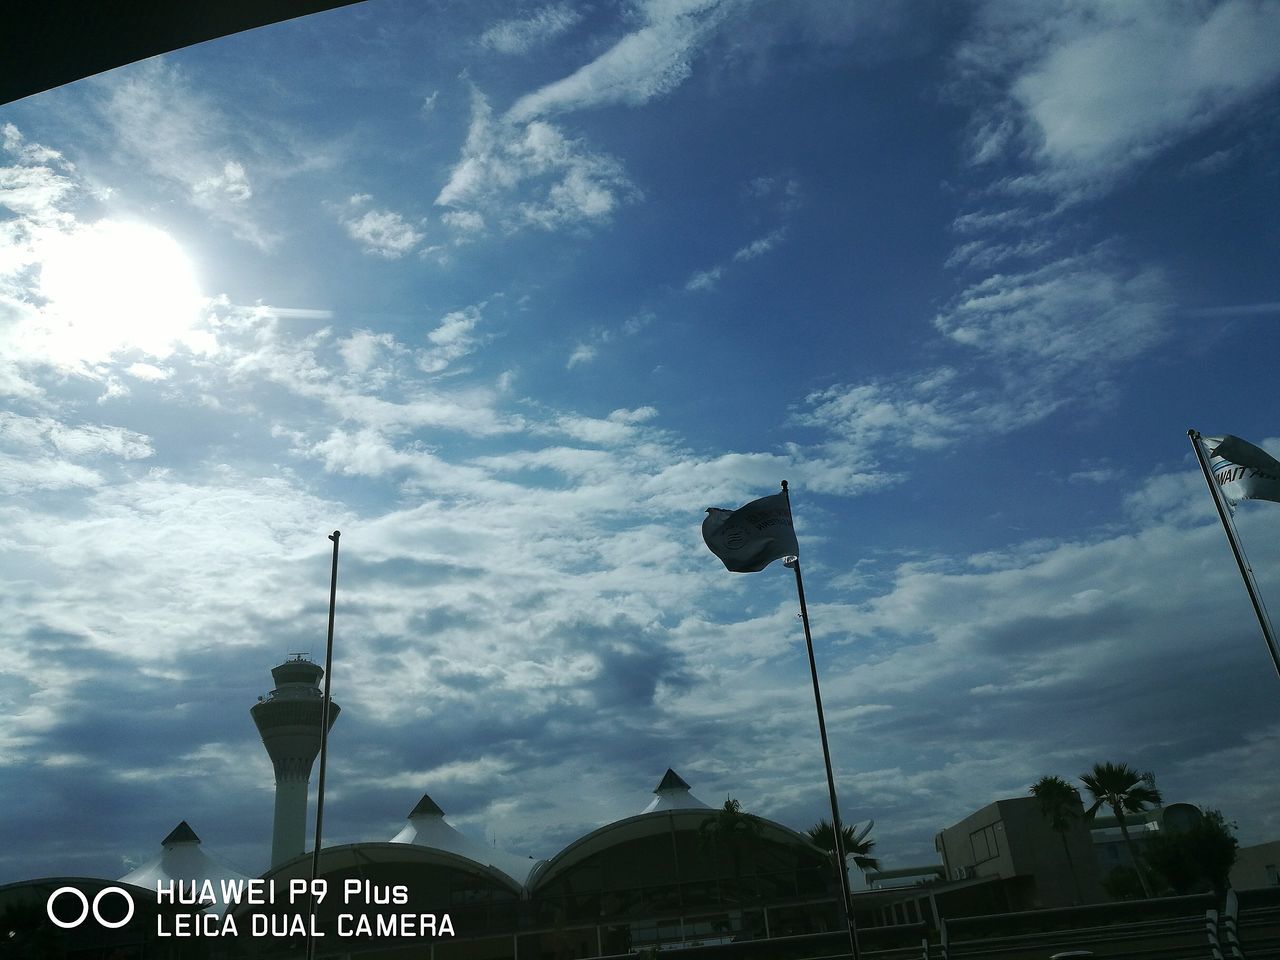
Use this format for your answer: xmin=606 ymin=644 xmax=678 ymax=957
xmin=639 ymin=768 xmax=711 ymax=814
xmin=118 ymin=821 xmax=250 ymax=914
xmin=390 ymin=793 xmax=542 ymax=887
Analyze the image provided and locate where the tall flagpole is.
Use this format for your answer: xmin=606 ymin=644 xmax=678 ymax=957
xmin=780 ymin=481 xmax=862 ymax=960
xmin=1188 ymin=431 xmax=1280 ymax=680
xmin=307 ymin=530 xmax=340 ymax=960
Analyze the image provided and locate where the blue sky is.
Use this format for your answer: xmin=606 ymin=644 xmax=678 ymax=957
xmin=3 ymin=0 xmax=1280 ymax=885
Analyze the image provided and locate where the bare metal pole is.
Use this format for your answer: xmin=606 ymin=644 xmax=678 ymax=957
xmin=1188 ymin=431 xmax=1280 ymax=680
xmin=307 ymin=530 xmax=340 ymax=960
xmin=781 ymin=481 xmax=861 ymax=960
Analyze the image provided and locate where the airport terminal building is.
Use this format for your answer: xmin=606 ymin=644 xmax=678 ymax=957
xmin=1 ymin=658 xmax=849 ymax=960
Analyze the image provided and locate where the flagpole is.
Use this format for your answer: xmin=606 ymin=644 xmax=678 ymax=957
xmin=307 ymin=530 xmax=340 ymax=960
xmin=1188 ymin=431 xmax=1280 ymax=680
xmin=780 ymin=481 xmax=861 ymax=960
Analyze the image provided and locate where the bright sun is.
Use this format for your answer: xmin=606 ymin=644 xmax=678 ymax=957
xmin=36 ymin=220 xmax=203 ymax=365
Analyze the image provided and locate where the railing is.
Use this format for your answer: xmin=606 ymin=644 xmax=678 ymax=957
xmin=936 ymin=894 xmax=1221 ymax=960
xmin=592 ymin=889 xmax=1280 ymax=960
xmin=594 ymin=925 xmax=933 ymax=960
xmin=941 ymin=913 xmax=1213 ymax=959
xmin=1234 ymin=886 xmax=1280 ymax=959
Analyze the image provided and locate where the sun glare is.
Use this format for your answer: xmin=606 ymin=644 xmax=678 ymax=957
xmin=36 ymin=220 xmax=203 ymax=365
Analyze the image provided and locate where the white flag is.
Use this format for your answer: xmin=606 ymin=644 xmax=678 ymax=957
xmin=702 ymin=492 xmax=798 ymax=573
xmin=1206 ymin=435 xmax=1280 ymax=506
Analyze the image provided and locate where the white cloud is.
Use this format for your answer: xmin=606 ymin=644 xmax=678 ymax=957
xmin=791 ymin=361 xmax=1081 ymax=492
xmin=682 ymin=211 xmax=791 ymax=294
xmin=944 ymin=235 xmax=1052 ymax=272
xmin=1068 ymin=467 xmax=1117 ymax=486
xmin=202 ymin=302 xmax=519 ymax=441
xmin=341 ymin=206 xmax=425 ymax=259
xmin=684 ymin=266 xmax=721 ymax=291
xmin=97 ymin=62 xmax=276 ymax=248
xmin=508 ymin=0 xmax=734 ymax=121
xmin=480 ymin=3 xmax=583 ymax=54
xmin=959 ymin=0 xmax=1280 ymax=199
xmin=745 ymin=175 xmax=802 ymax=212
xmin=796 ymin=368 xmax=968 ymax=456
xmin=0 ymin=412 xmax=153 ymax=460
xmin=0 ymin=457 xmax=103 ymax=493
xmin=441 ymin=209 xmax=485 ymax=234
xmin=1019 ymin=3 xmax=1280 ymax=167
xmin=436 ymin=90 xmax=637 ymax=233
xmin=193 ymin=160 xmax=252 ymax=205
xmin=339 ymin=330 xmax=399 ymax=375
xmin=3 ymin=124 xmax=69 ymax=167
xmin=1 ymin=129 xmax=79 ymax=225
xmin=419 ymin=307 xmax=485 ymax=374
xmin=562 ymin=311 xmax=655 ymax=369
xmin=934 ymin=249 xmax=1172 ymax=368
xmin=608 ymin=406 xmax=658 ymax=424
xmin=0 ymin=412 xmax=153 ymax=493
xmin=732 ymin=227 xmax=785 ymax=262
xmin=567 ymin=343 xmax=597 ymax=369
xmin=125 ymin=363 xmax=171 ymax=382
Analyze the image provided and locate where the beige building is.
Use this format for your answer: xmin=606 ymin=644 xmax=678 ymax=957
xmin=934 ymin=795 xmax=1105 ymax=909
xmin=1230 ymin=840 xmax=1280 ymax=889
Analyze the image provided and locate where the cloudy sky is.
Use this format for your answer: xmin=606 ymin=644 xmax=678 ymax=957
xmin=3 ymin=0 xmax=1280 ymax=886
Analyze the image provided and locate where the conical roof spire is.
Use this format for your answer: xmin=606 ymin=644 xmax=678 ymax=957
xmin=119 ymin=822 xmax=249 ymax=915
xmin=391 ymin=792 xmax=541 ymax=887
xmin=408 ymin=794 xmax=445 ymax=818
xmin=161 ymin=821 xmax=201 ymax=846
xmin=641 ymin=768 xmax=709 ymax=814
xmin=654 ymin=768 xmax=690 ymax=793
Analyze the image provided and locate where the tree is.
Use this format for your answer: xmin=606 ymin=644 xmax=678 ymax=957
xmin=1101 ymin=865 xmax=1146 ymax=901
xmin=1030 ymin=775 xmax=1084 ymax=901
xmin=806 ymin=818 xmax=880 ymax=875
xmin=699 ymin=797 xmax=763 ymax=894
xmin=1080 ymin=762 xmax=1163 ymax=898
xmin=1142 ymin=808 xmax=1239 ymax=896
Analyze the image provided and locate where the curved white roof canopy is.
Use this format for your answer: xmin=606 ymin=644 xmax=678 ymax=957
xmin=526 ymin=769 xmax=741 ymax=891
xmin=390 ymin=794 xmax=542 ymax=888
xmin=118 ymin=821 xmax=250 ymax=915
xmin=251 ymin=841 xmax=525 ymax=901
xmin=528 ymin=806 xmax=817 ymax=894
xmin=640 ymin=768 xmax=710 ymax=814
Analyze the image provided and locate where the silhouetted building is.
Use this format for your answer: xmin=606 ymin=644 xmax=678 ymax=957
xmin=231 ymin=770 xmax=844 ymax=958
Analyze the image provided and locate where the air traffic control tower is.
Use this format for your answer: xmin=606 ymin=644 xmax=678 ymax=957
xmin=251 ymin=656 xmax=340 ymax=869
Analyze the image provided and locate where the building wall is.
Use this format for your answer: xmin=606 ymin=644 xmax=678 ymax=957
xmin=1231 ymin=840 xmax=1280 ymax=889
xmin=936 ymin=797 xmax=1103 ymax=908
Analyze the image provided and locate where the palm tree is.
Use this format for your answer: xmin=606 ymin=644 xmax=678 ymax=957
xmin=1080 ymin=762 xmax=1163 ymax=898
xmin=1030 ymin=775 xmax=1084 ymax=901
xmin=699 ymin=797 xmax=763 ymax=896
xmin=806 ymin=818 xmax=880 ymax=875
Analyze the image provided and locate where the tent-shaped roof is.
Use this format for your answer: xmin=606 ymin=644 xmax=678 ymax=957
xmin=640 ymin=768 xmax=710 ymax=814
xmin=527 ymin=806 xmax=820 ymax=895
xmin=390 ymin=794 xmax=542 ymax=887
xmin=118 ymin=821 xmax=250 ymax=914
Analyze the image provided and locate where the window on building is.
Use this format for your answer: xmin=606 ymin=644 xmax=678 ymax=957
xmin=969 ymin=824 xmax=999 ymax=863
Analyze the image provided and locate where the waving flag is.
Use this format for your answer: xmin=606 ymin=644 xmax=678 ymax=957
xmin=1205 ymin=435 xmax=1280 ymax=506
xmin=702 ymin=492 xmax=798 ymax=573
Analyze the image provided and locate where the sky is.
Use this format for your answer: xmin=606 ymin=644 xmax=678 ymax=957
xmin=2 ymin=0 xmax=1280 ymax=887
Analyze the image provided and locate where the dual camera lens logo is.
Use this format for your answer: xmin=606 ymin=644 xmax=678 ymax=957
xmin=46 ymin=886 xmax=136 ymax=930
